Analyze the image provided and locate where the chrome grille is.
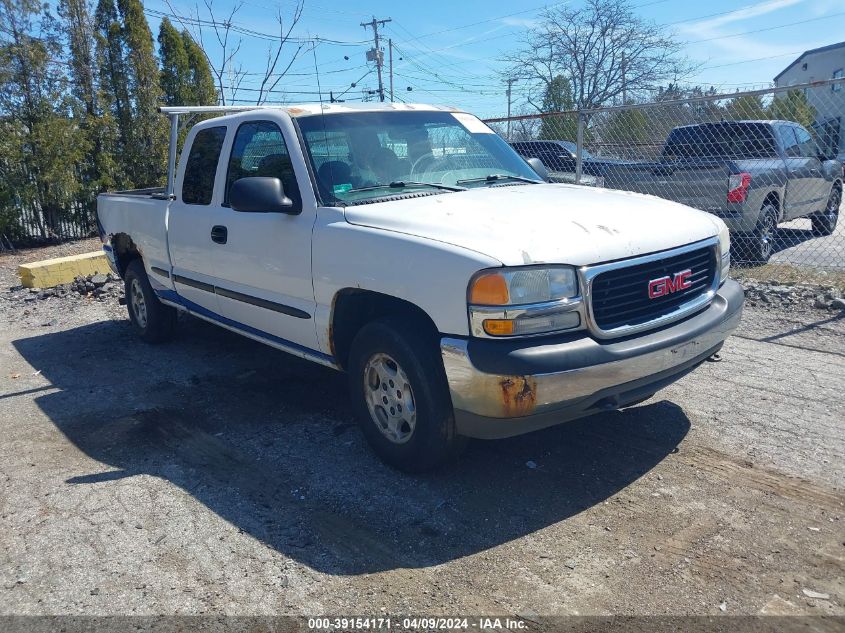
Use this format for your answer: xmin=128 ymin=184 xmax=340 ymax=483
xmin=586 ymin=241 xmax=718 ymax=336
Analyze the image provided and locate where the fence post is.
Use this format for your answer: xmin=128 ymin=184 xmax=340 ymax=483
xmin=575 ymin=110 xmax=584 ymax=185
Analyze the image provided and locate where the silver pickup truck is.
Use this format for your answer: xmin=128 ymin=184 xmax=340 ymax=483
xmin=602 ymin=120 xmax=843 ymax=263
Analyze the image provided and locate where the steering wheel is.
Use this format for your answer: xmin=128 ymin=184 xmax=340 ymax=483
xmin=409 ymin=153 xmax=450 ymax=180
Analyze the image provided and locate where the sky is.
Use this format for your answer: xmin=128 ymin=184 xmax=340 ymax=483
xmin=142 ymin=0 xmax=844 ymax=117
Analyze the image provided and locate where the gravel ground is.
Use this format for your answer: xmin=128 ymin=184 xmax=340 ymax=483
xmin=0 ymin=243 xmax=843 ymax=620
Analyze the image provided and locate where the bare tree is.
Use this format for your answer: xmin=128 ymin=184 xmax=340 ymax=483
xmin=164 ymin=0 xmax=305 ymax=105
xmin=502 ymin=0 xmax=695 ymax=111
xmin=254 ymin=2 xmax=305 ymax=105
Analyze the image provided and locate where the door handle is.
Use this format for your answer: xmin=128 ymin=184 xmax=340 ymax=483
xmin=211 ymin=225 xmax=228 ymax=244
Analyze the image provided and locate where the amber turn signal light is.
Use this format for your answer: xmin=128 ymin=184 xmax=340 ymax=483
xmin=482 ymin=319 xmax=515 ymax=336
xmin=469 ymin=272 xmax=509 ymax=305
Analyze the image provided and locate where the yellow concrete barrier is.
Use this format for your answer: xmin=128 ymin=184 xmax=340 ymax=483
xmin=18 ymin=251 xmax=111 ymax=289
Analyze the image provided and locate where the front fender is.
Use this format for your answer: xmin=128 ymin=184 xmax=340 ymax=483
xmin=311 ymin=211 xmax=500 ymax=356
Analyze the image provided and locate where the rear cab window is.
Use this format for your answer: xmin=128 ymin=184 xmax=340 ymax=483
xmin=662 ymin=124 xmax=777 ymax=160
xmin=181 ymin=126 xmax=227 ymax=205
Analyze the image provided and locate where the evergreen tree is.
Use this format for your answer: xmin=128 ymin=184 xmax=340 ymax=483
xmin=182 ymin=31 xmax=217 ymax=106
xmin=602 ymin=108 xmax=652 ymax=146
xmin=725 ymin=94 xmax=767 ymax=121
xmin=158 ymin=17 xmax=190 ymax=106
xmin=158 ymin=20 xmax=217 ymax=107
xmin=59 ymin=0 xmax=117 ymax=194
xmin=538 ymin=75 xmax=576 ymax=141
xmin=0 ymin=0 xmax=87 ymax=238
xmin=95 ymin=0 xmax=131 ymax=186
xmin=117 ymin=0 xmax=167 ymax=186
xmin=769 ymin=89 xmax=816 ymax=129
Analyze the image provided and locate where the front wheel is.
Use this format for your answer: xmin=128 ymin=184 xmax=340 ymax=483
xmin=124 ymin=259 xmax=177 ymax=343
xmin=812 ymin=185 xmax=840 ymax=236
xmin=348 ymin=316 xmax=466 ymax=472
xmin=742 ymin=204 xmax=778 ymax=265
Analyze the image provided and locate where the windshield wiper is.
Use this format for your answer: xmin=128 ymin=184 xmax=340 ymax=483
xmin=456 ymin=174 xmax=541 ymax=185
xmin=348 ymin=181 xmax=466 ymax=193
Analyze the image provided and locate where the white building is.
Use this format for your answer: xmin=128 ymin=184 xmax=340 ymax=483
xmin=774 ymin=42 xmax=845 ymax=159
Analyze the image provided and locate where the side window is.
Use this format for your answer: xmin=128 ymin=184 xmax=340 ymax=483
xmin=792 ymin=126 xmax=817 ymax=158
xmin=225 ymin=120 xmax=301 ymax=210
xmin=778 ymin=126 xmax=800 ymax=158
xmin=833 ymin=68 xmax=843 ymax=92
xmin=182 ymin=126 xmax=227 ymax=205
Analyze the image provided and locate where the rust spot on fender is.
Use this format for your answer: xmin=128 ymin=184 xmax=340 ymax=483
xmin=499 ymin=376 xmax=537 ymax=417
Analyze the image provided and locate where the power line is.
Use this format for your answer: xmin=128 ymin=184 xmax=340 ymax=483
xmin=144 ymin=7 xmax=370 ymax=46
xmin=699 ymin=50 xmax=804 ymax=71
xmin=686 ymin=11 xmax=845 ymax=44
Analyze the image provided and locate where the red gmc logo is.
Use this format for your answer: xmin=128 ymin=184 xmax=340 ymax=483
xmin=648 ymin=269 xmax=692 ymax=299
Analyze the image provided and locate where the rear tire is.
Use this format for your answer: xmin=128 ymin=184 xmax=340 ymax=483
xmin=348 ymin=316 xmax=466 ymax=472
xmin=124 ymin=259 xmax=177 ymax=343
xmin=743 ymin=204 xmax=778 ymax=265
xmin=812 ymin=185 xmax=840 ymax=237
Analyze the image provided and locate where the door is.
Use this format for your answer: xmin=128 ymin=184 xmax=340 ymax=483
xmin=777 ymin=124 xmax=818 ymax=220
xmin=794 ymin=125 xmax=831 ymax=213
xmin=167 ymin=124 xmax=228 ymax=312
xmin=211 ymin=117 xmax=320 ymax=355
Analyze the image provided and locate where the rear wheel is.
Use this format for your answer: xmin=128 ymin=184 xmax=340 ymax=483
xmin=124 ymin=259 xmax=177 ymax=343
xmin=348 ymin=316 xmax=465 ymax=472
xmin=743 ymin=204 xmax=778 ymax=265
xmin=812 ymin=185 xmax=840 ymax=236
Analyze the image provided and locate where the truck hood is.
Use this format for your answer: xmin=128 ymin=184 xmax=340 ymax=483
xmin=343 ymin=183 xmax=721 ymax=267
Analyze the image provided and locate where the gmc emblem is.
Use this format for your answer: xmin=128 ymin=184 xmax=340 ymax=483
xmin=648 ymin=269 xmax=692 ymax=299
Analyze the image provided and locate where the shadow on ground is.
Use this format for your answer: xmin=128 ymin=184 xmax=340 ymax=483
xmin=13 ymin=318 xmax=690 ymax=575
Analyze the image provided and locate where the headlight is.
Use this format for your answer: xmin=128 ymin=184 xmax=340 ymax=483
xmin=468 ymin=266 xmax=582 ymax=337
xmin=717 ymin=221 xmax=731 ymax=283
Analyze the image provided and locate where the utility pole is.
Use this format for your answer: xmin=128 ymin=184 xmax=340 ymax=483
xmin=388 ymin=38 xmax=394 ymax=102
xmin=505 ymin=77 xmax=519 ymax=139
xmin=621 ymin=52 xmax=627 ymax=104
xmin=361 ymin=16 xmax=391 ymax=102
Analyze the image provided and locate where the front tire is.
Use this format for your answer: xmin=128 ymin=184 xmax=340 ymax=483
xmin=124 ymin=259 xmax=177 ymax=343
xmin=348 ymin=316 xmax=465 ymax=472
xmin=743 ymin=204 xmax=778 ymax=264
xmin=812 ymin=185 xmax=840 ymax=237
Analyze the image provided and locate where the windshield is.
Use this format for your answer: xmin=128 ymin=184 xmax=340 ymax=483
xmin=662 ymin=123 xmax=777 ymax=160
xmin=296 ymin=110 xmax=540 ymax=205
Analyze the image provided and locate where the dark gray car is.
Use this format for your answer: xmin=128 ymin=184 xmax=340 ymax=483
xmin=510 ymin=139 xmax=631 ymax=181
xmin=601 ymin=121 xmax=843 ymax=263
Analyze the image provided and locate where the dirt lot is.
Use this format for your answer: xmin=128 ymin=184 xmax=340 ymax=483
xmin=0 ymin=243 xmax=843 ymax=619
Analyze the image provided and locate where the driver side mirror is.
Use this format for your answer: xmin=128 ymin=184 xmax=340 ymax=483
xmin=526 ymin=157 xmax=550 ymax=182
xmin=230 ymin=177 xmax=296 ymax=214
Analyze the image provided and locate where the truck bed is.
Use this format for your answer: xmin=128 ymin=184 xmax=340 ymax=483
xmin=96 ymin=191 xmax=172 ymax=278
xmin=602 ymin=160 xmax=733 ymax=214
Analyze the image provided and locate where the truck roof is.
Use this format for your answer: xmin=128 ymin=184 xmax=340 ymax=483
xmin=171 ymin=102 xmax=466 ymax=119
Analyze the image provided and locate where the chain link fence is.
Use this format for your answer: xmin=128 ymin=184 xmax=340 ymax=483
xmin=485 ymin=78 xmax=845 ymax=286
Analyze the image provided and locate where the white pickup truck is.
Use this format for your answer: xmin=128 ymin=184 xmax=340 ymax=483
xmin=97 ymin=103 xmax=744 ymax=472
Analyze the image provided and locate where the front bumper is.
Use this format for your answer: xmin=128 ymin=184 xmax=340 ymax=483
xmin=441 ymin=279 xmax=744 ymax=439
